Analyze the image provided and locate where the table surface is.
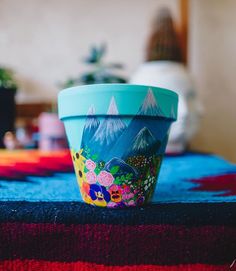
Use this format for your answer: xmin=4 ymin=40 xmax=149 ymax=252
xmin=0 ymin=150 xmax=236 ymax=271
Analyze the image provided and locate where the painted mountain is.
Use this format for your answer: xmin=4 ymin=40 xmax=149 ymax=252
xmin=81 ymin=105 xmax=100 ymax=148
xmin=125 ymin=127 xmax=161 ymax=157
xmin=86 ymin=97 xmax=126 ymax=160
xmin=104 ymin=157 xmax=138 ymax=178
xmin=107 ymin=89 xmax=171 ymax=160
xmin=138 ymin=88 xmax=164 ymax=116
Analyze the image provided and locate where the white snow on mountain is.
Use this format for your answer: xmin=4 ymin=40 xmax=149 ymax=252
xmin=138 ymin=88 xmax=164 ymax=116
xmin=130 ymin=127 xmax=156 ymax=153
xmin=84 ymin=105 xmax=100 ymax=130
xmin=87 ymin=104 xmax=95 ymax=115
xmin=91 ymin=97 xmax=126 ymax=146
xmin=107 ymin=96 xmax=119 ymax=115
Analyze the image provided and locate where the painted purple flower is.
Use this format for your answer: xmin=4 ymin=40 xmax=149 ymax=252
xmin=86 ymin=159 xmax=96 ymax=171
xmin=86 ymin=171 xmax=97 ymax=184
xmin=97 ymin=170 xmax=114 ymax=186
xmin=89 ymin=184 xmax=111 ymax=207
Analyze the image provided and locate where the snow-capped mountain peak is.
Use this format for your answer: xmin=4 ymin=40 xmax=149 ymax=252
xmin=131 ymin=127 xmax=156 ymax=151
xmin=87 ymin=104 xmax=95 ymax=116
xmin=84 ymin=105 xmax=100 ymax=130
xmin=124 ymin=126 xmax=161 ymax=157
xmin=107 ymin=96 xmax=119 ymax=115
xmin=88 ymin=96 xmax=126 ymax=157
xmin=139 ymin=88 xmax=164 ymax=116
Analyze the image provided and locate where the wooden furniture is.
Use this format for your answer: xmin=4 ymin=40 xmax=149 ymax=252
xmin=16 ymin=103 xmax=53 ymax=120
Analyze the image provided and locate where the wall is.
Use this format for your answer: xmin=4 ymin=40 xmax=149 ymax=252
xmin=189 ymin=0 xmax=236 ymax=162
xmin=0 ymin=0 xmax=180 ymax=102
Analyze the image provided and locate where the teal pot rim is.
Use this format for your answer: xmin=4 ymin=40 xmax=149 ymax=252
xmin=58 ymin=83 xmax=178 ymax=120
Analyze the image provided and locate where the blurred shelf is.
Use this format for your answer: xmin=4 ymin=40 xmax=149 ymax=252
xmin=16 ymin=102 xmax=52 ymax=120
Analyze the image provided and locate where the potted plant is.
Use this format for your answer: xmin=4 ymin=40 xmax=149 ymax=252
xmin=62 ymin=44 xmax=127 ymax=88
xmin=0 ymin=67 xmax=18 ymax=148
xmin=37 ymin=44 xmax=127 ymax=151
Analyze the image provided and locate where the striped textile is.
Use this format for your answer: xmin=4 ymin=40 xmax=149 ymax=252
xmin=0 ymin=150 xmax=236 ymax=270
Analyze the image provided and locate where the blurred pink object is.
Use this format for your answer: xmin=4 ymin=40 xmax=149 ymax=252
xmin=38 ymin=113 xmax=67 ymax=150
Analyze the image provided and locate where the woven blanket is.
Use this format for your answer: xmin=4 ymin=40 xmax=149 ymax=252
xmin=0 ymin=150 xmax=236 ymax=271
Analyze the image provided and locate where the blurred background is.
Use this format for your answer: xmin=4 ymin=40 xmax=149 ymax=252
xmin=0 ymin=0 xmax=236 ymax=162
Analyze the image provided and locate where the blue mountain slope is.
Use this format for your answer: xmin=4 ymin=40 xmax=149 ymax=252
xmin=106 ymin=89 xmax=171 ymax=160
xmin=87 ymin=97 xmax=126 ymax=160
xmin=81 ymin=105 xmax=100 ymax=148
xmin=124 ymin=127 xmax=161 ymax=158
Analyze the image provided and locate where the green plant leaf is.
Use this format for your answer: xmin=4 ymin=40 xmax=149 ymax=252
xmin=121 ymin=175 xmax=126 ymax=182
xmin=92 ymin=154 xmax=98 ymax=160
xmin=125 ymin=173 xmax=133 ymax=180
xmin=94 ymin=167 xmax=100 ymax=175
xmin=114 ymin=176 xmax=121 ymax=184
xmin=114 ymin=179 xmax=121 ymax=185
xmin=0 ymin=67 xmax=18 ymax=90
xmin=110 ymin=166 xmax=120 ymax=175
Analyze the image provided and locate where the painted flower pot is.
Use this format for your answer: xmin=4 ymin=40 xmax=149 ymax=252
xmin=58 ymin=84 xmax=178 ymax=208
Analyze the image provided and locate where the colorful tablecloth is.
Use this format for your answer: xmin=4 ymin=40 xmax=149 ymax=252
xmin=0 ymin=150 xmax=236 ymax=271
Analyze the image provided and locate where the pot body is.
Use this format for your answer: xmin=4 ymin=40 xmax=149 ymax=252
xmin=58 ymin=84 xmax=178 ymax=208
xmin=0 ymin=88 xmax=16 ymax=148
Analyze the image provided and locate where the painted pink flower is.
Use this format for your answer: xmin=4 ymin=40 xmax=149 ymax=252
xmin=107 ymin=202 xmax=117 ymax=208
xmin=86 ymin=159 xmax=96 ymax=171
xmin=122 ymin=185 xmax=131 ymax=193
xmin=133 ymin=189 xmax=139 ymax=195
xmin=97 ymin=170 xmax=114 ymax=186
xmin=126 ymin=200 xmax=135 ymax=206
xmin=122 ymin=192 xmax=134 ymax=200
xmin=86 ymin=171 xmax=97 ymax=184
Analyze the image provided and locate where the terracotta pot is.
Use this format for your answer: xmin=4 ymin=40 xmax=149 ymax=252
xmin=58 ymin=84 xmax=178 ymax=208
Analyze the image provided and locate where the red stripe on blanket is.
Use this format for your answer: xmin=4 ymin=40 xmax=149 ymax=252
xmin=191 ymin=173 xmax=236 ymax=196
xmin=0 ymin=260 xmax=230 ymax=271
xmin=0 ymin=223 xmax=236 ymax=265
xmin=0 ymin=150 xmax=73 ymax=179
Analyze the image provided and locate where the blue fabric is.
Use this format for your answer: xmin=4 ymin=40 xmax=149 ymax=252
xmin=0 ymin=153 xmax=236 ymax=203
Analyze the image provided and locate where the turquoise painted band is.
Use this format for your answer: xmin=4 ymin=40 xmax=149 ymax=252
xmin=58 ymin=84 xmax=178 ymax=120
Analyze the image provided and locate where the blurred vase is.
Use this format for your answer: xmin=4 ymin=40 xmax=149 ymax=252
xmin=38 ymin=112 xmax=67 ymax=150
xmin=130 ymin=61 xmax=202 ymax=153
